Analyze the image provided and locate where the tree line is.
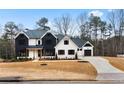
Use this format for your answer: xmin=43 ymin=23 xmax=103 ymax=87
xmin=0 ymin=9 xmax=124 ymax=59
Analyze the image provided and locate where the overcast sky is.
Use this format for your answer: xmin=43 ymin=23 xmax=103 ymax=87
xmin=0 ymin=9 xmax=111 ymax=35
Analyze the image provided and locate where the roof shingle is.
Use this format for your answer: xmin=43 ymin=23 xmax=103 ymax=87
xmin=24 ymin=28 xmax=48 ymax=39
xmin=23 ymin=28 xmax=87 ymax=47
xmin=71 ymin=37 xmax=86 ymax=47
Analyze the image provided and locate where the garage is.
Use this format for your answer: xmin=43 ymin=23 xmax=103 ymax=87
xmin=84 ymin=50 xmax=91 ymax=56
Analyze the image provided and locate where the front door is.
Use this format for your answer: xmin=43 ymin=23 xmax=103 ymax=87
xmin=38 ymin=50 xmax=41 ymax=57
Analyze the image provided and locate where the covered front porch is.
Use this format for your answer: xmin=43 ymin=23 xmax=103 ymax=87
xmin=26 ymin=46 xmax=55 ymax=59
xmin=26 ymin=45 xmax=43 ymax=59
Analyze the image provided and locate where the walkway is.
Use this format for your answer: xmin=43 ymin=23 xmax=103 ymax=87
xmin=80 ymin=57 xmax=124 ymax=80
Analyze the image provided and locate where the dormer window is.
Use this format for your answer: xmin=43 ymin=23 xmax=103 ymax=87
xmin=64 ymin=40 xmax=69 ymax=45
xmin=38 ymin=40 xmax=40 ymax=45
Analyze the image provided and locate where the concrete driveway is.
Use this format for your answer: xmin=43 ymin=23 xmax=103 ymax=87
xmin=80 ymin=57 xmax=124 ymax=80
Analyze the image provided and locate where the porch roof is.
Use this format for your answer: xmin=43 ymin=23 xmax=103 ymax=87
xmin=26 ymin=45 xmax=43 ymax=49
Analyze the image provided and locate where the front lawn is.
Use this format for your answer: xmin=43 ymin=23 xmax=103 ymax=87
xmin=104 ymin=57 xmax=124 ymax=71
xmin=0 ymin=60 xmax=97 ymax=81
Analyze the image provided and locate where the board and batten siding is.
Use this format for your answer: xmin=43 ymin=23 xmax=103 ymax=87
xmin=15 ymin=33 xmax=28 ymax=57
xmin=55 ymin=36 xmax=78 ymax=59
xmin=77 ymin=48 xmax=83 ymax=58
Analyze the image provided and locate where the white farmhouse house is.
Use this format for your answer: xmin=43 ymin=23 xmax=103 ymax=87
xmin=55 ymin=35 xmax=94 ymax=59
xmin=55 ymin=35 xmax=78 ymax=59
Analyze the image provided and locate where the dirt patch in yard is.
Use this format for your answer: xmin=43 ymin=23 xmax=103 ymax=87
xmin=104 ymin=57 xmax=124 ymax=71
xmin=0 ymin=60 xmax=97 ymax=80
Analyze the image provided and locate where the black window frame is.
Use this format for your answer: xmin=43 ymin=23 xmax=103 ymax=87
xmin=80 ymin=49 xmax=82 ymax=51
xmin=68 ymin=50 xmax=75 ymax=55
xmin=38 ymin=40 xmax=40 ymax=45
xmin=58 ymin=50 xmax=65 ymax=55
xmin=64 ymin=40 xmax=69 ymax=45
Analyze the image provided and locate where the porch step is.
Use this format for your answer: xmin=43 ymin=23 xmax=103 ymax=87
xmin=32 ymin=59 xmax=39 ymax=62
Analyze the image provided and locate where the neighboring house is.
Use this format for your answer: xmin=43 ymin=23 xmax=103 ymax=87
xmin=15 ymin=28 xmax=94 ymax=59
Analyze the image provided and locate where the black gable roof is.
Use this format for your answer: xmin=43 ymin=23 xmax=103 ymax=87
xmin=55 ymin=34 xmax=64 ymax=40
xmin=23 ymin=28 xmax=87 ymax=47
xmin=71 ymin=37 xmax=87 ymax=47
xmin=55 ymin=34 xmax=87 ymax=47
xmin=24 ymin=28 xmax=49 ymax=39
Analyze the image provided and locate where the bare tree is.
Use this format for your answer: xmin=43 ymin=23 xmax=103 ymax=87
xmin=54 ymin=14 xmax=74 ymax=35
xmin=117 ymin=10 xmax=124 ymax=54
xmin=77 ymin=12 xmax=91 ymax=40
xmin=108 ymin=9 xmax=124 ymax=56
xmin=62 ymin=14 xmax=71 ymax=35
xmin=108 ymin=10 xmax=118 ymax=56
xmin=77 ymin=12 xmax=87 ymax=26
xmin=108 ymin=10 xmax=116 ymax=34
xmin=54 ymin=18 xmax=63 ymax=34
